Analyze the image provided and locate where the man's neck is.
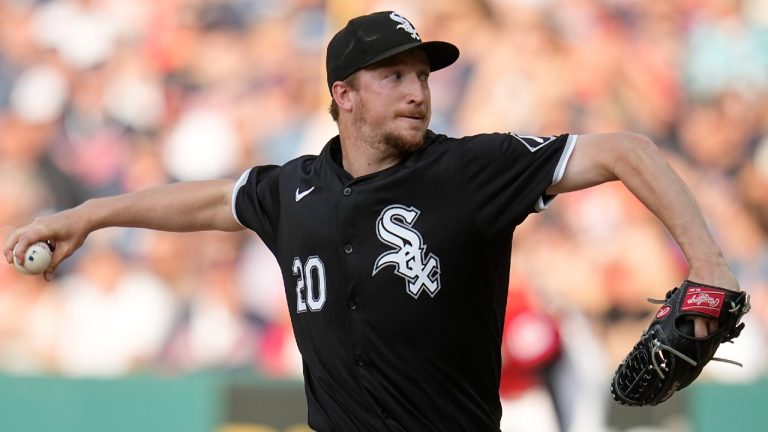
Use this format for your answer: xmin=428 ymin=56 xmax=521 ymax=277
xmin=338 ymin=131 xmax=403 ymax=178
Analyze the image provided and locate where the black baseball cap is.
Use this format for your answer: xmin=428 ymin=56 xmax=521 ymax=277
xmin=326 ymin=11 xmax=460 ymax=93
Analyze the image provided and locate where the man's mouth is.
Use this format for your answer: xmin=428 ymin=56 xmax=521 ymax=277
xmin=399 ymin=113 xmax=426 ymax=121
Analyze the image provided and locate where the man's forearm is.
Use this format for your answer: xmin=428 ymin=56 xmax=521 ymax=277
xmin=551 ymin=132 xmax=738 ymax=290
xmin=84 ymin=179 xmax=242 ymax=233
xmin=610 ymin=135 xmax=737 ymax=289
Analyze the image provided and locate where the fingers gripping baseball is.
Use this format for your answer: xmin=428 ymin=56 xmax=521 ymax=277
xmin=4 ymin=211 xmax=90 ymax=280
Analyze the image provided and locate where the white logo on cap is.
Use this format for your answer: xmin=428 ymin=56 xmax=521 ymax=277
xmin=390 ymin=12 xmax=420 ymax=41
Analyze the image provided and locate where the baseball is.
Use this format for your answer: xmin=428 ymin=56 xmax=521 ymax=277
xmin=13 ymin=242 xmax=53 ymax=275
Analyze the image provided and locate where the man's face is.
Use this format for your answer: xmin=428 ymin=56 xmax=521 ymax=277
xmin=350 ymin=49 xmax=432 ymax=153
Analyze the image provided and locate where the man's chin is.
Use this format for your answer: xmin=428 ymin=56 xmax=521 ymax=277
xmin=384 ymin=131 xmax=426 ymax=153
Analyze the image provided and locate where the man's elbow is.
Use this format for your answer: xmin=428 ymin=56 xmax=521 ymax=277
xmin=619 ymin=132 xmax=661 ymax=156
xmin=611 ymin=132 xmax=664 ymax=171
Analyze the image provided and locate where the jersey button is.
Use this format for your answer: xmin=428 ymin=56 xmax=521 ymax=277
xmin=344 ymin=244 xmax=353 ymax=254
xmin=343 ymin=187 xmax=352 ymax=196
xmin=355 ymin=355 xmax=366 ymax=367
xmin=347 ymin=300 xmax=358 ymax=310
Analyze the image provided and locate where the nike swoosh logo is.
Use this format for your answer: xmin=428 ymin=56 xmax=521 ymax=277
xmin=295 ymin=187 xmax=315 ymax=202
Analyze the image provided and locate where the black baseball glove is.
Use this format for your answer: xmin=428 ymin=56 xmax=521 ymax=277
xmin=611 ymin=279 xmax=750 ymax=406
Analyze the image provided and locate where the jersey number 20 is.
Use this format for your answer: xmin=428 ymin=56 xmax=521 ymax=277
xmin=293 ymin=256 xmax=327 ymax=313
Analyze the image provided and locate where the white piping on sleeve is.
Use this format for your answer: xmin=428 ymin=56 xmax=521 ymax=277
xmin=535 ymin=134 xmax=578 ymax=212
xmin=231 ymin=169 xmax=251 ymax=228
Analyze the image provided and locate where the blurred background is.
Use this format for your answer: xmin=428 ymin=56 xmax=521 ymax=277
xmin=0 ymin=0 xmax=767 ymax=431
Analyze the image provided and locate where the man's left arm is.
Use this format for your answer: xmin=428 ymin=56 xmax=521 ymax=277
xmin=546 ymin=132 xmax=740 ymax=336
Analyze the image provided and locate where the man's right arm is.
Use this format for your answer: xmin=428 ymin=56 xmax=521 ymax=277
xmin=3 ymin=179 xmax=242 ymax=280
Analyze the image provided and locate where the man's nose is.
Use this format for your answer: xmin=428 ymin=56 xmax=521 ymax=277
xmin=405 ymin=75 xmax=428 ymax=104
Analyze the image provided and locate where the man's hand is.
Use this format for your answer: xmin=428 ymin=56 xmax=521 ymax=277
xmin=3 ymin=207 xmax=91 ymax=281
xmin=688 ymin=267 xmax=740 ymax=337
xmin=611 ymin=280 xmax=750 ymax=406
xmin=693 ymin=316 xmax=719 ymax=338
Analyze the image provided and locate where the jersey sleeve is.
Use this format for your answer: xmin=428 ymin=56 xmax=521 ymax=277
xmin=232 ymin=165 xmax=282 ymax=249
xmin=459 ymin=133 xmax=577 ymax=237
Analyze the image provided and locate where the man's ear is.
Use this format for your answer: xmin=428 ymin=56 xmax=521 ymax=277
xmin=331 ymin=81 xmax=354 ymax=113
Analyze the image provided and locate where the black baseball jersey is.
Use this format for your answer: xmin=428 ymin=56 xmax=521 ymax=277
xmin=233 ymin=130 xmax=576 ymax=431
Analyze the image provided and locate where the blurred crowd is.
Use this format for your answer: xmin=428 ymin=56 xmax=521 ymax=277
xmin=0 ymin=0 xmax=767 ymax=429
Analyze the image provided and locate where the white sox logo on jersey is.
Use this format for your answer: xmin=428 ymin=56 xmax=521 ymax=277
xmin=373 ymin=205 xmax=441 ymax=298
